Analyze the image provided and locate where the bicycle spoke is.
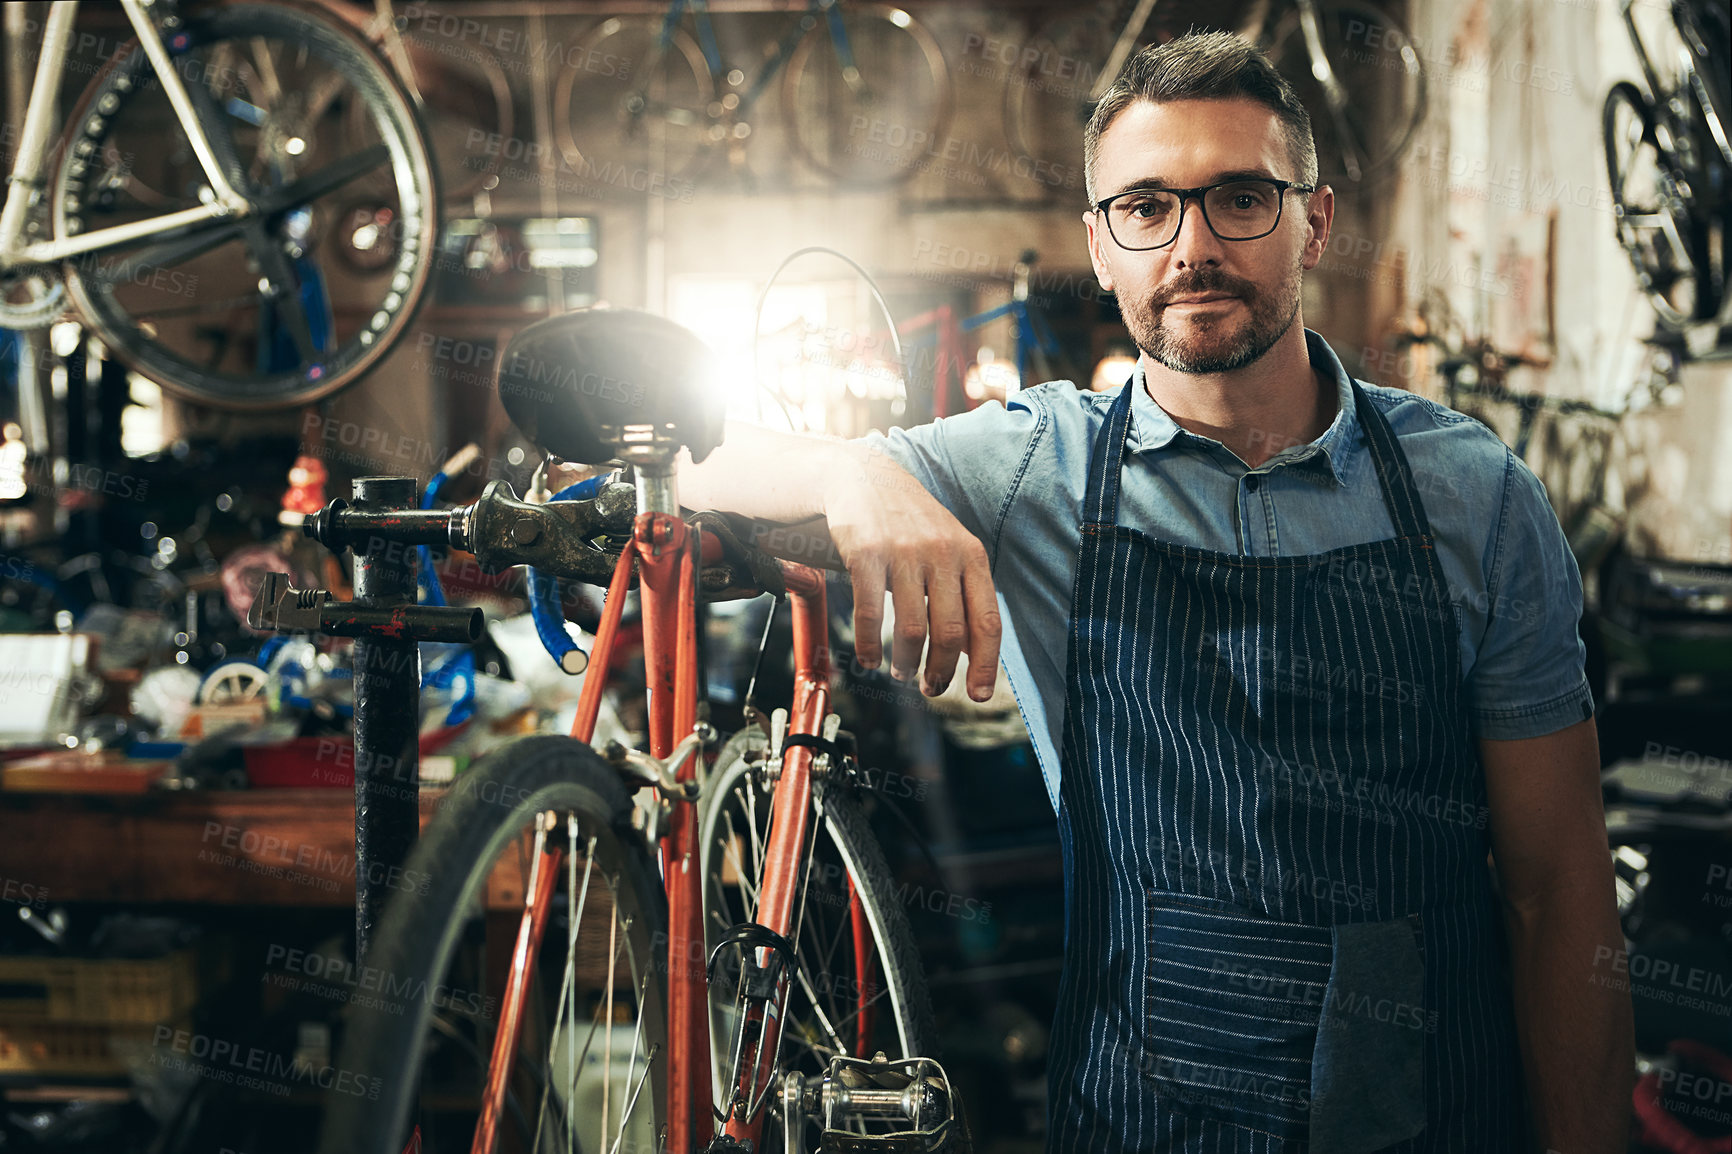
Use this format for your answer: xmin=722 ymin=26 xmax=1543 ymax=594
xmin=533 ymin=828 xmax=597 ymax=1154
xmin=241 ymin=219 xmax=318 ymax=364
xmin=790 ymin=965 xmax=848 ymax=1058
xmin=608 ymin=991 xmax=654 ymax=1154
xmin=257 ymin=144 xmax=393 ymax=214
xmin=246 ymin=36 xmax=285 ymax=107
xmin=123 ymin=294 xmax=259 ymax=320
xmin=807 ymin=978 xmax=893 ymax=1047
xmin=601 ymin=900 xmax=617 ymax=1146
xmin=720 ymin=810 xmax=761 ymax=918
xmin=93 ymin=220 xmax=245 ymax=289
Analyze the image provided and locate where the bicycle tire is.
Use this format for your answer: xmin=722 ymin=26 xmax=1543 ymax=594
xmin=349 ymin=25 xmax=515 ymax=204
xmin=1001 ymin=9 xmax=1117 ymax=196
xmin=53 ymin=2 xmax=438 ymax=410
xmin=699 ymin=727 xmax=947 ymax=1147
xmin=319 ymin=735 xmax=669 ymax=1154
xmin=555 ymin=17 xmax=714 ymax=192
xmin=1603 ymin=79 xmax=1715 ymax=328
xmin=1261 ymin=0 xmax=1426 ymax=185
xmin=781 ymin=4 xmax=952 ymax=187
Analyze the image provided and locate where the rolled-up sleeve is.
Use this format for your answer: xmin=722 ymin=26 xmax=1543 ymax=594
xmin=1467 ymin=449 xmax=1595 ymax=740
xmin=860 ymin=396 xmax=1042 ymax=564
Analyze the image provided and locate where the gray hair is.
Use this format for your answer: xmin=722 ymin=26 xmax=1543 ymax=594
xmin=1083 ymin=31 xmax=1319 ymax=203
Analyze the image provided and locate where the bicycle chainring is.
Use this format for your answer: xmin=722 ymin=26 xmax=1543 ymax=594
xmin=0 ymin=268 xmax=67 ymax=330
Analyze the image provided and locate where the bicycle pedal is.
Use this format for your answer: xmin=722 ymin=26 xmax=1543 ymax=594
xmin=801 ymin=1053 xmax=960 ymax=1153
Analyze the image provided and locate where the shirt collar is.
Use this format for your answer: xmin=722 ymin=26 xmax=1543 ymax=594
xmin=1123 ymin=328 xmax=1359 ymax=487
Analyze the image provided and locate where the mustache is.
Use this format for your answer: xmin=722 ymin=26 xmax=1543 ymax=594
xmin=1152 ymin=270 xmax=1257 ymax=307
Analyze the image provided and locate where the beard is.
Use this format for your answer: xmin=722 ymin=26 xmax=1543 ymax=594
xmin=1125 ymin=257 xmax=1304 ymax=374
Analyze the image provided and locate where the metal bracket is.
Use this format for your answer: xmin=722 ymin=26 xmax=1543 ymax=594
xmin=246 ymin=572 xmax=481 ymax=644
xmin=602 ymin=722 xmax=716 ymax=800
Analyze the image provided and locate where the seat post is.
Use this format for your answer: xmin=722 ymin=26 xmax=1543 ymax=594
xmin=636 ymin=461 xmax=679 ymax=517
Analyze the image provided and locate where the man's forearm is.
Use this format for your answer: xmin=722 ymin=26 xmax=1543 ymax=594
xmin=1506 ymin=887 xmax=1634 ymax=1153
xmin=679 ymin=420 xmax=866 ymax=523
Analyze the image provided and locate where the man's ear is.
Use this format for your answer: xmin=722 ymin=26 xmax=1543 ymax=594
xmin=1084 ymin=210 xmax=1116 ymax=293
xmin=1300 ymin=184 xmax=1334 ymax=271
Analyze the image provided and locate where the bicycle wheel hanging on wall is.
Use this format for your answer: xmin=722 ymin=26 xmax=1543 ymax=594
xmin=320 ymin=737 xmax=669 ymax=1154
xmin=346 ymin=20 xmax=515 ymax=206
xmin=54 ymin=3 xmax=438 ymax=410
xmin=1259 ymin=1 xmax=1425 ymax=186
xmin=1603 ymin=80 xmax=1721 ymax=329
xmin=1001 ymin=8 xmax=1120 ymax=193
xmin=556 ymin=17 xmax=715 ymax=189
xmin=782 ymin=4 xmax=951 ymax=186
xmin=699 ymin=727 xmax=942 ymax=1149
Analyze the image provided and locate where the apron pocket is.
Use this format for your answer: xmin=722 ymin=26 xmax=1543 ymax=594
xmin=1141 ymin=890 xmax=1331 ymax=1139
xmin=1309 ymin=915 xmax=1428 ymax=1153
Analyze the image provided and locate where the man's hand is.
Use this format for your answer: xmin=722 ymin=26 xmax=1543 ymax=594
xmin=679 ymin=422 xmax=1002 ymax=701
xmin=822 ymin=447 xmax=1001 ymax=701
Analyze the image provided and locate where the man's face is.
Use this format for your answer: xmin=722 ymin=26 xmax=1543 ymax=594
xmin=1084 ymin=97 xmax=1332 ymax=375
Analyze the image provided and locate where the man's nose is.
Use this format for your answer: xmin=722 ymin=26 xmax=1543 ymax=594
xmin=1168 ymin=196 xmax=1225 ymax=269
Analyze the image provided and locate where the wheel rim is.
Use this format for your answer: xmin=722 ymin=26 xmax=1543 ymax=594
xmin=555 ymin=19 xmax=714 ymax=191
xmin=783 ymin=6 xmax=952 ymax=187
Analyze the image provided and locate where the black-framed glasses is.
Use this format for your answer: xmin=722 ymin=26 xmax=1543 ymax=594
xmin=1093 ymin=178 xmax=1315 ymax=250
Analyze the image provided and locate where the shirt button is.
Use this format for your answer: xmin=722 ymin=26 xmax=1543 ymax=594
xmin=1244 ymin=474 xmax=1261 ymax=492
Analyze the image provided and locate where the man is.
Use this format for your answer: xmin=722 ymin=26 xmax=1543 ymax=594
xmin=684 ymin=32 xmax=1632 ymax=1153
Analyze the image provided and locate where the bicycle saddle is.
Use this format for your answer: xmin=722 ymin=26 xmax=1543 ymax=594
xmin=496 ymin=309 xmax=724 ymax=466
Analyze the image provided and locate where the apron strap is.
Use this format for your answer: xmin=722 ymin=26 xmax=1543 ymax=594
xmin=1082 ymin=379 xmax=1135 ymax=526
xmin=1082 ymin=372 xmax=1436 ymax=541
xmin=1350 ymin=378 xmax=1434 ymax=540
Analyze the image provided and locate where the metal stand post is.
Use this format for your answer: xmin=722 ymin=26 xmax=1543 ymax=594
xmin=348 ymin=476 xmax=421 ymax=963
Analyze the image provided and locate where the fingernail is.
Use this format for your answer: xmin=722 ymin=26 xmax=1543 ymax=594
xmin=970 ymin=686 xmax=991 ymax=701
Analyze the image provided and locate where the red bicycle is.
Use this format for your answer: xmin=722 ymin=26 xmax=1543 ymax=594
xmin=313 ymin=309 xmax=962 ymax=1153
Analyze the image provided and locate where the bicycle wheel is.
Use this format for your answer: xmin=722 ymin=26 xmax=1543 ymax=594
xmin=319 ymin=736 xmax=669 ymax=1154
xmin=1261 ymin=0 xmax=1425 ymax=185
xmin=1002 ymin=9 xmax=1117 ymax=195
xmin=698 ymin=728 xmax=940 ymax=1148
xmin=348 ymin=25 xmax=516 ymax=205
xmin=555 ymin=17 xmax=714 ymax=190
xmin=1604 ymin=80 xmax=1715 ymax=328
xmin=782 ymin=5 xmax=951 ymax=186
xmin=53 ymin=3 xmax=437 ymax=410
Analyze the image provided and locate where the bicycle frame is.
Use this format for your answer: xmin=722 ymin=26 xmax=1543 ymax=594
xmin=0 ymin=0 xmax=252 ymax=270
xmin=473 ymin=483 xmax=847 ymax=1154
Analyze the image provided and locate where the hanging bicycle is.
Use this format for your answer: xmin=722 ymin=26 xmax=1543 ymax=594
xmin=1602 ymin=0 xmax=1732 ymax=331
xmin=554 ymin=0 xmax=951 ymax=188
xmin=0 ymin=0 xmax=439 ymax=410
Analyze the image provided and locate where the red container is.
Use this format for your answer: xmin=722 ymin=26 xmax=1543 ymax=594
xmin=242 ymin=738 xmax=355 ymax=789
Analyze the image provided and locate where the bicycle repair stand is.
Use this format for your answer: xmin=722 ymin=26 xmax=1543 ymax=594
xmin=247 ymin=476 xmax=482 ymax=963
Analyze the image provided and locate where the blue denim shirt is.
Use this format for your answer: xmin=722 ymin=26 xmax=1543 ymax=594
xmin=868 ymin=330 xmax=1593 ymax=811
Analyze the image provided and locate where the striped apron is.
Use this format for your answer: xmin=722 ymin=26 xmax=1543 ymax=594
xmin=1045 ymin=378 xmax=1526 ymax=1153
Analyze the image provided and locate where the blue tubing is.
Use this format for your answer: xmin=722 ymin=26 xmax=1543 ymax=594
xmin=527 ymin=474 xmax=611 ymax=675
